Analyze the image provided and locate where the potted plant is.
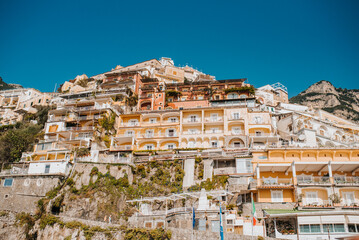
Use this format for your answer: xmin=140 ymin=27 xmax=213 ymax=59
xmin=329 ymin=193 xmax=341 ymax=207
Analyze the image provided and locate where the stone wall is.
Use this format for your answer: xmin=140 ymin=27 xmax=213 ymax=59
xmin=0 ymin=175 xmax=62 ymax=213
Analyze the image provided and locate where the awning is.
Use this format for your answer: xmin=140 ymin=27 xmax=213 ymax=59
xmin=298 ymin=216 xmax=321 ymax=224
xmin=348 ymin=216 xmax=359 ymax=224
xmin=321 ymin=215 xmax=345 ymax=224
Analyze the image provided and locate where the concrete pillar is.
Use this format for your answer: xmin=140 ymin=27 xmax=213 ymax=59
xmin=292 ymin=162 xmax=297 ymax=185
xmin=256 ymin=164 xmax=261 ymax=186
xmin=328 ymin=161 xmax=334 ymax=184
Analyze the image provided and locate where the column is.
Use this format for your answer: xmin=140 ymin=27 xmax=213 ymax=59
xmin=328 ymin=161 xmax=334 ymax=184
xmin=292 ymin=162 xmax=297 ymax=185
xmin=256 ymin=164 xmax=261 ymax=186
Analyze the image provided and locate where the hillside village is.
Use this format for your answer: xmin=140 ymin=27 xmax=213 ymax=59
xmin=0 ymin=57 xmax=359 ymax=239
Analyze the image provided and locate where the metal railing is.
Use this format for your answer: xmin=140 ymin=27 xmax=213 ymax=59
xmin=259 ymin=178 xmax=293 ymax=186
xmin=334 ymin=177 xmax=359 ymax=185
xmin=297 ymin=176 xmax=331 ymax=185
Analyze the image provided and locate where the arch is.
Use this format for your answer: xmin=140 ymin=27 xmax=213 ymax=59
xmin=228 ymin=138 xmax=245 ymax=148
xmin=140 ymin=101 xmax=152 ymax=110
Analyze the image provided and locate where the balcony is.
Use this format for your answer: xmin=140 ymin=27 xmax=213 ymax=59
xmin=334 ymin=177 xmax=359 ymax=186
xmin=65 ymin=126 xmax=94 ymax=131
xmin=137 ymin=133 xmax=178 ymax=138
xmin=258 ymin=178 xmax=293 ymax=188
xmin=182 ymin=131 xmax=201 ymax=135
xmin=120 ymin=122 xmax=140 ymax=127
xmin=214 ymin=167 xmax=236 ymax=175
xmin=228 ymin=117 xmax=244 ymax=121
xmin=183 ymin=118 xmax=201 ymax=125
xmin=204 ymin=130 xmax=223 ymax=134
xmin=204 ymin=117 xmax=223 ymax=123
xmin=110 ymin=145 xmax=133 ymax=151
xmin=297 ymin=176 xmax=331 ymax=186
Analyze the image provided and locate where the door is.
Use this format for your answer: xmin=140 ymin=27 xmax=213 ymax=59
xmin=343 ymin=192 xmax=355 ymax=206
xmin=306 ymin=192 xmax=318 ymax=205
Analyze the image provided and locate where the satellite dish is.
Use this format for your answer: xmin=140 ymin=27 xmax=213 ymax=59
xmin=298 ymin=135 xmax=305 ymax=141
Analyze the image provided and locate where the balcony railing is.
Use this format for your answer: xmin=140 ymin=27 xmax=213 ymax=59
xmin=214 ymin=167 xmax=236 ymax=175
xmin=204 ymin=130 xmax=223 ymax=134
xmin=65 ymin=126 xmax=94 ymax=131
xmin=297 ymin=176 xmax=331 ymax=185
xmin=184 ymin=119 xmax=201 ymax=123
xmin=259 ymin=178 xmax=293 ymax=187
xmin=205 ymin=117 xmax=223 ymax=122
xmin=334 ymin=177 xmax=359 ymax=186
xmin=182 ymin=131 xmax=201 ymax=135
xmin=249 ymin=133 xmax=275 ymax=137
xmin=111 ymin=145 xmax=133 ymax=151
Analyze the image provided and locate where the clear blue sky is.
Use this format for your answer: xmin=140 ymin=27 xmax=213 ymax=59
xmin=1 ymin=0 xmax=359 ymax=96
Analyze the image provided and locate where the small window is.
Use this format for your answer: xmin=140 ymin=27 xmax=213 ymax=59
xmin=211 ymin=141 xmax=218 ymax=148
xmin=38 ymin=99 xmax=41 ymax=103
xmin=149 ymin=118 xmax=157 ymax=124
xmin=215 ymin=95 xmax=220 ymax=100
xmin=3 ymin=178 xmax=13 ymax=187
xmin=271 ymin=190 xmax=283 ymax=202
xmin=232 ymin=113 xmax=240 ymax=120
xmin=45 ymin=164 xmax=50 ymax=174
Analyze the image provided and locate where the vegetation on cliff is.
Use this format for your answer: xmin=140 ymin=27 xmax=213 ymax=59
xmin=290 ymin=80 xmax=359 ymax=122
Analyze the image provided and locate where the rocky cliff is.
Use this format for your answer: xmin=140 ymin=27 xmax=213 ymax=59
xmin=0 ymin=77 xmax=23 ymax=90
xmin=289 ymin=80 xmax=359 ymax=123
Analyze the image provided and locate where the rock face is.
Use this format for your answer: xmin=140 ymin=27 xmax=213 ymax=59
xmin=290 ymin=80 xmax=359 ymax=123
xmin=0 ymin=77 xmax=22 ymax=90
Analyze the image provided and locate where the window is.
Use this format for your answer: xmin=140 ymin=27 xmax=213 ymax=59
xmin=210 ymin=128 xmax=219 ymax=133
xmin=227 ymin=93 xmax=239 ymax=99
xmin=239 ymin=94 xmax=247 ymax=99
xmin=129 ymin=120 xmax=138 ymax=126
xmin=181 ymin=97 xmax=187 ymax=101
xmin=147 ymin=93 xmax=152 ymax=97
xmin=168 ymin=98 xmax=173 ymax=102
xmin=45 ymin=164 xmax=50 ymax=174
xmin=198 ymin=96 xmax=204 ymax=100
xmin=236 ymin=158 xmax=252 ymax=173
xmin=189 ymin=129 xmax=198 ymax=134
xmin=168 ymin=117 xmax=177 ymax=123
xmin=167 ymin=144 xmax=175 ymax=150
xmin=255 ymin=131 xmax=263 ymax=136
xmin=253 ymin=116 xmax=263 ymax=124
xmin=37 ymin=143 xmax=52 ymax=151
xmin=38 ymin=99 xmax=41 ymax=103
xmin=300 ymin=224 xmax=321 ymax=233
xmin=305 ymin=192 xmax=318 ymax=205
xmin=145 ymin=130 xmax=154 ymax=138
xmin=215 ymin=95 xmax=220 ymax=100
xmin=3 ymin=178 xmax=13 ymax=187
xmin=158 ymin=107 xmax=161 ymax=110
xmin=125 ymin=131 xmax=134 ymax=137
xmin=145 ymin=145 xmax=154 ymax=150
xmin=211 ymin=141 xmax=218 ymax=148
xmin=323 ymin=224 xmax=345 ymax=233
xmin=232 ymin=113 xmax=240 ymax=120
xmin=343 ymin=192 xmax=355 ymax=205
xmin=190 ymin=115 xmax=197 ymax=122
xmin=188 ymin=141 xmax=195 ymax=148
xmin=210 ymin=114 xmax=218 ymax=122
xmin=232 ymin=127 xmax=241 ymax=134
xmin=167 ymin=129 xmax=175 ymax=137
xmin=349 ymin=224 xmax=359 ymax=233
xmin=149 ymin=118 xmax=157 ymax=124
xmin=271 ymin=191 xmax=283 ymax=202
xmin=234 ymin=142 xmax=242 ymax=148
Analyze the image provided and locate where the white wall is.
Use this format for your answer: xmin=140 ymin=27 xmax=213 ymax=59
xmin=28 ymin=162 xmax=70 ymax=174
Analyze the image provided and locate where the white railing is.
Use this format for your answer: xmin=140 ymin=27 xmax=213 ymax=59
xmin=184 ymin=119 xmax=201 ymax=123
xmin=205 ymin=117 xmax=223 ymax=122
xmin=65 ymin=126 xmax=94 ymax=131
xmin=297 ymin=176 xmax=331 ymax=185
xmin=260 ymin=178 xmax=292 ymax=186
xmin=334 ymin=177 xmax=359 ymax=185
